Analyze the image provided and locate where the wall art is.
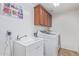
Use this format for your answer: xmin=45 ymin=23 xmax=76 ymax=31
xmin=3 ymin=3 xmax=23 ymax=19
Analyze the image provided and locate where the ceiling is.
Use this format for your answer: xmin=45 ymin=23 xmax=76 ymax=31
xmin=32 ymin=3 xmax=79 ymax=15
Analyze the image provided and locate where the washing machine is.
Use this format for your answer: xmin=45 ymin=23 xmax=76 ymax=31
xmin=37 ymin=31 xmax=61 ymax=56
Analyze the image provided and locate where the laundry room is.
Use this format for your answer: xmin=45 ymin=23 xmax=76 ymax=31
xmin=0 ymin=3 xmax=79 ymax=56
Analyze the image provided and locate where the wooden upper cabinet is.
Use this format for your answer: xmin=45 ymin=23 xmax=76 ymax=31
xmin=34 ymin=4 xmax=52 ymax=27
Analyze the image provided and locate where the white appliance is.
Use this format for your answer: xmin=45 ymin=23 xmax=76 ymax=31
xmin=13 ymin=37 xmax=44 ymax=56
xmin=37 ymin=31 xmax=60 ymax=56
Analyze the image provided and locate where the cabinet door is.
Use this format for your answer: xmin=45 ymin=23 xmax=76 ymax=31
xmin=44 ymin=11 xmax=48 ymax=26
xmin=34 ymin=7 xmax=40 ymax=25
xmin=40 ymin=7 xmax=44 ymax=25
xmin=49 ymin=15 xmax=52 ymax=27
xmin=26 ymin=40 xmax=44 ymax=56
xmin=47 ymin=14 xmax=50 ymax=27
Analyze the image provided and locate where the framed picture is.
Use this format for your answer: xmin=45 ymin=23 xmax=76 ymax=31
xmin=18 ymin=8 xmax=23 ymax=19
xmin=3 ymin=3 xmax=11 ymax=16
xmin=3 ymin=3 xmax=23 ymax=19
